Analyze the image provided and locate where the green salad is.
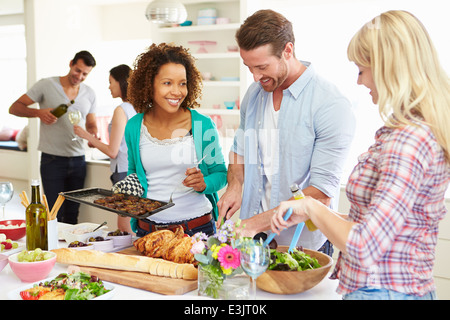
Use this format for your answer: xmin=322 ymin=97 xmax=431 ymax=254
xmin=38 ymin=271 xmax=111 ymax=300
xmin=269 ymin=248 xmax=321 ymax=271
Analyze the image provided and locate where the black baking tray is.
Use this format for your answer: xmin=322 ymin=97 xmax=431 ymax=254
xmin=60 ymin=188 xmax=174 ymax=220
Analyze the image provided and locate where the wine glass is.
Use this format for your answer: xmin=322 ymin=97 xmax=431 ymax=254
xmin=0 ymin=182 xmax=14 ymax=219
xmin=68 ymin=109 xmax=82 ymax=141
xmin=239 ymin=239 xmax=270 ymax=299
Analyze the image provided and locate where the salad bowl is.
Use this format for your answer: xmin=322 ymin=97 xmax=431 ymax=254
xmin=256 ymin=246 xmax=333 ymax=294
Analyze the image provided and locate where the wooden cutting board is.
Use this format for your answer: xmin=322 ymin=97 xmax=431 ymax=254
xmin=76 ymin=247 xmax=197 ymax=295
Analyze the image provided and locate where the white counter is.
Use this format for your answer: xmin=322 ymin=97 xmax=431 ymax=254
xmin=0 ymin=259 xmax=340 ymax=300
xmin=0 ymin=233 xmax=341 ymax=301
xmin=1 ymin=198 xmax=341 ymax=301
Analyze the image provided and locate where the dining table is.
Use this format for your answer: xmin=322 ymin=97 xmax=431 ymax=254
xmin=1 ymin=203 xmax=341 ymax=301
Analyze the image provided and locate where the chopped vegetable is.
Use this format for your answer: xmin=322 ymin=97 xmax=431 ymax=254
xmin=269 ymin=248 xmax=321 ymax=271
xmin=19 ymin=286 xmax=51 ymax=300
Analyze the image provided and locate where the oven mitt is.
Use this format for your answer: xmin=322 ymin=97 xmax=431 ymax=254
xmin=112 ymin=173 xmax=144 ymax=197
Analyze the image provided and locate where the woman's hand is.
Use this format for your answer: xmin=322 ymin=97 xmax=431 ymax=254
xmin=183 ymin=167 xmax=206 ymax=192
xmin=271 ymin=199 xmax=311 ymax=235
xmin=73 ymin=125 xmax=90 ymax=140
xmin=73 ymin=125 xmax=100 ymax=148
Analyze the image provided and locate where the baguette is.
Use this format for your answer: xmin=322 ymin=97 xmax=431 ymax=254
xmin=51 ymin=248 xmax=197 ymax=280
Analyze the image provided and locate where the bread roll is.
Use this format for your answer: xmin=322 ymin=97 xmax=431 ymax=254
xmin=51 ymin=248 xmax=197 ymax=280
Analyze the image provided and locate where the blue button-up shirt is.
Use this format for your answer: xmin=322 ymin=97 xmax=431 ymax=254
xmin=231 ymin=62 xmax=356 ymax=249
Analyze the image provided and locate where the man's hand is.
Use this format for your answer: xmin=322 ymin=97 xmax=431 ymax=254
xmin=38 ymin=109 xmax=58 ymax=125
xmin=216 ymin=185 xmax=242 ymax=227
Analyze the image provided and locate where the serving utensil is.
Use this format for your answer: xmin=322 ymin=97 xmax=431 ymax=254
xmin=92 ymin=221 xmax=107 ymax=232
xmin=288 ymin=222 xmax=305 ymax=253
xmin=263 ymin=208 xmax=293 ymax=247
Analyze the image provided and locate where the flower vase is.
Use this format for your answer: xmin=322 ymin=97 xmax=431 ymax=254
xmin=197 ymin=264 xmax=250 ymax=300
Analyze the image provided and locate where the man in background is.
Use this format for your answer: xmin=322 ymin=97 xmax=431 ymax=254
xmin=9 ymin=50 xmax=98 ymax=224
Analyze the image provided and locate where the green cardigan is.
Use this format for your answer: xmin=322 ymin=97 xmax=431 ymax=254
xmin=124 ymin=109 xmax=227 ymax=232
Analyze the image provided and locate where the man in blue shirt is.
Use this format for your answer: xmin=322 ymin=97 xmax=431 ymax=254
xmin=217 ymin=10 xmax=356 ymax=254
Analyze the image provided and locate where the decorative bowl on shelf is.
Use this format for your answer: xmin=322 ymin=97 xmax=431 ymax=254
xmin=188 ymin=40 xmax=217 ymax=53
xmin=220 ymin=77 xmax=240 ymax=82
xmin=180 ymin=20 xmax=192 ymax=26
xmin=216 ymin=17 xmax=230 ymax=24
xmin=201 ymin=71 xmax=212 ymax=81
xmin=224 ymin=101 xmax=235 ymax=110
xmin=197 ymin=17 xmax=216 ymax=25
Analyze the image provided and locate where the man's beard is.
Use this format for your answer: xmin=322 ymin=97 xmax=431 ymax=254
xmin=261 ymin=60 xmax=288 ymax=92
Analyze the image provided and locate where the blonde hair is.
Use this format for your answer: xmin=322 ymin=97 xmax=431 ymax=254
xmin=348 ymin=10 xmax=450 ymax=162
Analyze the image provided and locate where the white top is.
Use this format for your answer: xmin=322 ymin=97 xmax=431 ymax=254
xmin=259 ymin=93 xmax=280 ymax=213
xmin=139 ymin=123 xmax=212 ymax=223
xmin=109 ymin=102 xmax=136 ymax=173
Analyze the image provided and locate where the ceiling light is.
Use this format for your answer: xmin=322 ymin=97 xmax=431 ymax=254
xmin=145 ymin=0 xmax=187 ymax=24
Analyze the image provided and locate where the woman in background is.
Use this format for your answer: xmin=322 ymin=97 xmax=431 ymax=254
xmin=74 ymin=64 xmax=136 ymax=233
xmin=271 ymin=10 xmax=450 ymax=300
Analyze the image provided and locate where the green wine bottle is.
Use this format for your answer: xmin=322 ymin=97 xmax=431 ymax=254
xmin=26 ymin=179 xmax=48 ymax=250
xmin=50 ymin=100 xmax=75 ymax=118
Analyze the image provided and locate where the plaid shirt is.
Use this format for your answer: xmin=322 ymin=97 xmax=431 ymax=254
xmin=331 ymin=122 xmax=449 ymax=296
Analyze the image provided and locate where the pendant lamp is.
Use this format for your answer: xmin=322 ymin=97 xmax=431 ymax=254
xmin=145 ymin=0 xmax=187 ymax=24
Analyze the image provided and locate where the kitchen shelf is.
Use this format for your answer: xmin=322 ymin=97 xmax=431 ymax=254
xmin=193 ymin=52 xmax=240 ymax=59
xmin=197 ymin=108 xmax=240 ymax=116
xmin=159 ymin=23 xmax=241 ymax=33
xmin=203 ymin=81 xmax=240 ymax=87
xmin=150 ymin=0 xmax=251 ymax=138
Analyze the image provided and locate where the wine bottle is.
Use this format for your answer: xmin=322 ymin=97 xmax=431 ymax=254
xmin=50 ymin=100 xmax=75 ymax=118
xmin=290 ymin=183 xmax=317 ymax=231
xmin=26 ymin=179 xmax=48 ymax=250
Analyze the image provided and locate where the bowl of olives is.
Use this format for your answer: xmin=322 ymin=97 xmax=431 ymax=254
xmin=106 ymin=229 xmax=132 ymax=247
xmin=87 ymin=236 xmax=113 ymax=251
xmin=68 ymin=241 xmax=94 ymax=250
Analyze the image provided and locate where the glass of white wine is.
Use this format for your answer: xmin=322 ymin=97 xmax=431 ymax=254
xmin=68 ymin=109 xmax=82 ymax=141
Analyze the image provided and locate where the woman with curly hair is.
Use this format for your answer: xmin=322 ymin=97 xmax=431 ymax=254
xmin=125 ymin=43 xmax=227 ymax=236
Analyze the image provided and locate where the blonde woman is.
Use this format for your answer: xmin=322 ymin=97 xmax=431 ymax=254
xmin=271 ymin=10 xmax=450 ymax=300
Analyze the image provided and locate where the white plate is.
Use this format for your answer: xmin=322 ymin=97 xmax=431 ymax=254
xmin=7 ymin=276 xmax=115 ymax=300
xmin=0 ymin=242 xmax=25 ymax=256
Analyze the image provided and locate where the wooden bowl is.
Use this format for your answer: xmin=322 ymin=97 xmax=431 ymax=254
xmin=256 ymin=246 xmax=333 ymax=294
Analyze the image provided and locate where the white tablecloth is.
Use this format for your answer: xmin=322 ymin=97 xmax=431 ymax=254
xmin=1 ymin=203 xmax=341 ymax=301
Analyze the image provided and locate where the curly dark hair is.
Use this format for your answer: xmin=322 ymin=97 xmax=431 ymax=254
xmin=128 ymin=43 xmax=203 ymax=113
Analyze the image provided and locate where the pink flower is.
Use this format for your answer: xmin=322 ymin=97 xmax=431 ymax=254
xmin=217 ymin=245 xmax=240 ymax=269
xmin=190 ymin=240 xmax=206 ymax=255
